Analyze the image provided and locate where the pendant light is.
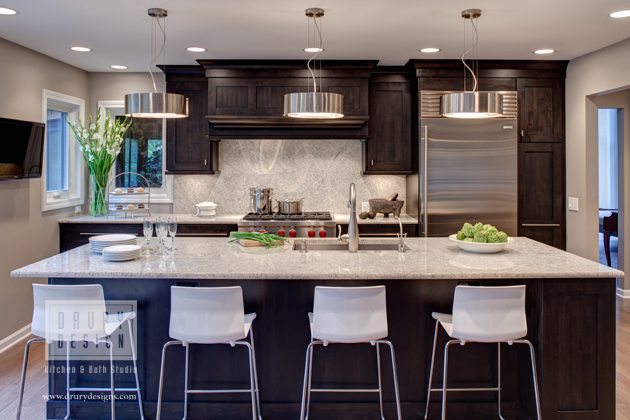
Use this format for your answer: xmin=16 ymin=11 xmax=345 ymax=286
xmin=124 ymin=8 xmax=188 ymax=119
xmin=283 ymin=8 xmax=344 ymax=119
xmin=441 ymin=9 xmax=503 ymax=119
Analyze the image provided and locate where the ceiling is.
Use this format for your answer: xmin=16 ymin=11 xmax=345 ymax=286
xmin=0 ymin=0 xmax=629 ymax=72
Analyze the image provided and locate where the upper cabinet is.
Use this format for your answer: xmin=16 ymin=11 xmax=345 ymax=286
xmin=164 ymin=66 xmax=219 ymax=174
xmin=517 ymin=78 xmax=565 ymax=143
xmin=198 ymin=60 xmax=377 ymax=140
xmin=363 ymin=68 xmax=413 ymax=174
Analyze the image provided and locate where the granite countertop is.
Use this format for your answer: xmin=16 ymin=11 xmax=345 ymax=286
xmin=11 ymin=237 xmax=622 ymax=280
xmin=58 ymin=214 xmax=419 ymax=225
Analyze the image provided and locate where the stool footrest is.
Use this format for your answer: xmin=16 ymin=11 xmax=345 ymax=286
xmin=430 ymin=386 xmax=500 ymax=392
xmin=310 ymin=388 xmax=381 ymax=393
xmin=68 ymin=387 xmax=139 ymax=392
xmin=187 ymin=389 xmax=254 ymax=394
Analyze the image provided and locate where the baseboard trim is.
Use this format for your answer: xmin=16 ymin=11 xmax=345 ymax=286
xmin=616 ymin=287 xmax=630 ymax=299
xmin=0 ymin=324 xmax=31 ymax=354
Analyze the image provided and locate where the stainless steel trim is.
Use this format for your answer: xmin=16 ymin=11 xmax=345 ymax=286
xmin=359 ymin=233 xmax=400 ymax=237
xmin=422 ymin=125 xmax=429 ymax=238
xmin=521 ymin=223 xmax=561 ymax=227
xmin=421 ymin=91 xmax=517 ymax=118
xmin=176 ymin=233 xmax=228 ymax=237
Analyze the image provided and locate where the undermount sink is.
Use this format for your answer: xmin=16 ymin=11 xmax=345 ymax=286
xmin=292 ymin=240 xmax=407 ymax=252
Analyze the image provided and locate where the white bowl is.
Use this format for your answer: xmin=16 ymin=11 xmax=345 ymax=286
xmin=195 ymin=201 xmax=217 ymax=217
xmin=448 ymin=234 xmax=514 ymax=254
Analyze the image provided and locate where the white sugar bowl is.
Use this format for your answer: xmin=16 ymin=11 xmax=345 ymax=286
xmin=195 ymin=201 xmax=217 ymax=217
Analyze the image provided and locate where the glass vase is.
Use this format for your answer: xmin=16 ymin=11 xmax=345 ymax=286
xmin=89 ymin=172 xmax=107 ymax=217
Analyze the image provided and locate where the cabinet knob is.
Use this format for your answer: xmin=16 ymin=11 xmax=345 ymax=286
xmin=204 ymin=159 xmax=208 ymax=166
xmin=521 ymin=130 xmax=525 ymax=138
xmin=370 ymin=159 xmax=374 ymax=167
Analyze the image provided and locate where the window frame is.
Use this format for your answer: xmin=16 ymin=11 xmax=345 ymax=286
xmin=41 ymin=89 xmax=85 ymax=212
xmin=97 ymin=100 xmax=173 ymax=204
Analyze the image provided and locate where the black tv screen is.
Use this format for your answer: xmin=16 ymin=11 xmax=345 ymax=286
xmin=0 ymin=117 xmax=45 ymax=179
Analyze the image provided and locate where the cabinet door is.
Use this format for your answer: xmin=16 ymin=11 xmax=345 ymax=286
xmin=518 ymin=78 xmax=564 ymax=143
xmin=365 ymin=81 xmax=413 ymax=173
xmin=166 ymin=81 xmax=217 ymax=173
xmin=518 ymin=143 xmax=565 ymax=248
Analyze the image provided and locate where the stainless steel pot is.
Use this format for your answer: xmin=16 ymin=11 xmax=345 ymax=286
xmin=276 ymin=198 xmax=303 ymax=215
xmin=249 ymin=186 xmax=273 ymax=214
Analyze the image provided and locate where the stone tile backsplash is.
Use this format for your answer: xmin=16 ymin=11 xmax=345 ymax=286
xmin=173 ymin=140 xmax=407 ymax=215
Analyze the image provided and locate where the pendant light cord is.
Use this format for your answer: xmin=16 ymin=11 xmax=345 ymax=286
xmin=148 ymin=15 xmax=167 ymax=93
xmin=306 ymin=15 xmax=323 ymax=93
xmin=460 ymin=15 xmax=479 ymax=92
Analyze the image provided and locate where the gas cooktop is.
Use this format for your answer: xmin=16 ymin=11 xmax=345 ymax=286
xmin=242 ymin=212 xmax=333 ymax=221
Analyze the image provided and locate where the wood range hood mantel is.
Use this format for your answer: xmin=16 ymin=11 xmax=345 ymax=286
xmin=198 ymin=59 xmax=378 ymax=139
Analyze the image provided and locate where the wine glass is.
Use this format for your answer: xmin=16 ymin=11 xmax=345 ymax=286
xmin=167 ymin=216 xmax=177 ymax=252
xmin=155 ymin=217 xmax=168 ymax=255
xmin=142 ymin=217 xmax=153 ymax=255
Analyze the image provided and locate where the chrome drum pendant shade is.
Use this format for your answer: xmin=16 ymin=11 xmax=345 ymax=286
xmin=283 ymin=91 xmax=344 ymax=119
xmin=124 ymin=92 xmax=188 ymax=119
xmin=441 ymin=91 xmax=503 ymax=119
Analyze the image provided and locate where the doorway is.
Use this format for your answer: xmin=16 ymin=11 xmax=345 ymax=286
xmin=598 ymin=108 xmax=621 ymax=268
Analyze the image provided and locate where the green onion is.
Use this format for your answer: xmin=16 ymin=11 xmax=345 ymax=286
xmin=229 ymin=231 xmax=288 ymax=248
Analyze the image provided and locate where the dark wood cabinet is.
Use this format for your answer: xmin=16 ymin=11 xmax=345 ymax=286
xmin=363 ymin=69 xmax=413 ymax=174
xmin=198 ymin=60 xmax=376 ymax=140
xmin=59 ymin=223 xmax=237 ymax=252
xmin=517 ymin=78 xmax=564 ymax=143
xmin=164 ymin=67 xmax=218 ymax=174
xmin=518 ymin=143 xmax=565 ymax=249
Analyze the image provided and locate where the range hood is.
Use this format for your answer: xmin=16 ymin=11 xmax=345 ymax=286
xmin=199 ymin=60 xmax=376 ymax=140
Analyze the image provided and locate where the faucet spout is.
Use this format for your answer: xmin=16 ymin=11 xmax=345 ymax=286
xmin=347 ymin=183 xmax=359 ymax=252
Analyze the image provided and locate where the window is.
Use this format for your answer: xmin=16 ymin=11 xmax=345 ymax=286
xmin=41 ymin=90 xmax=85 ymax=211
xmin=98 ymin=101 xmax=173 ymax=203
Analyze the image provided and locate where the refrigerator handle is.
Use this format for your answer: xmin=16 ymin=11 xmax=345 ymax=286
xmin=420 ymin=125 xmax=429 ymax=238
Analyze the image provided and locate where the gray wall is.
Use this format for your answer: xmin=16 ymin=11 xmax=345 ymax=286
xmin=0 ymin=37 xmax=89 ymax=339
xmin=566 ymin=37 xmax=630 ymax=291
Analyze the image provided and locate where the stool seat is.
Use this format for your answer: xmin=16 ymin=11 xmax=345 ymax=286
xmin=431 ymin=312 xmax=453 ymax=337
xmin=171 ymin=312 xmax=257 ymax=344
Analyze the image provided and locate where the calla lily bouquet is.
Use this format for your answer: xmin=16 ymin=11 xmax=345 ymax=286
xmin=67 ymin=109 xmax=132 ymax=216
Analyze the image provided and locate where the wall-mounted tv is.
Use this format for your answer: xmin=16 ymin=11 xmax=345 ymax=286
xmin=0 ymin=117 xmax=45 ymax=179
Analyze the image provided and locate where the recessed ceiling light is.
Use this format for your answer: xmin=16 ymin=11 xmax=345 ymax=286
xmin=304 ymin=47 xmax=324 ymax=53
xmin=420 ymin=47 xmax=441 ymax=53
xmin=534 ymin=49 xmax=556 ymax=55
xmin=0 ymin=7 xmax=17 ymax=15
xmin=186 ymin=47 xmax=206 ymax=52
xmin=610 ymin=10 xmax=630 ymax=18
xmin=110 ymin=65 xmax=128 ymax=70
xmin=70 ymin=46 xmax=91 ymax=52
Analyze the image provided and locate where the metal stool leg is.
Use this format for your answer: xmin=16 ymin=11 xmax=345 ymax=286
xmin=514 ymin=340 xmax=542 ymax=420
xmin=108 ymin=339 xmax=116 ymax=420
xmin=156 ymin=341 xmax=182 ymax=420
xmin=305 ymin=339 xmax=314 ymax=420
xmin=183 ymin=343 xmax=190 ymax=420
xmin=299 ymin=342 xmax=315 ymax=420
xmin=376 ymin=343 xmax=385 ymax=420
xmin=127 ymin=320 xmax=145 ymax=420
xmin=441 ymin=340 xmax=460 ymax=420
xmin=424 ymin=320 xmax=439 ymax=420
xmin=64 ymin=343 xmax=71 ymax=420
xmin=378 ymin=340 xmax=402 ymax=420
xmin=243 ymin=342 xmax=257 ymax=420
xmin=497 ymin=343 xmax=505 ymax=420
xmin=16 ymin=338 xmax=44 ymax=420
xmin=249 ymin=327 xmax=263 ymax=420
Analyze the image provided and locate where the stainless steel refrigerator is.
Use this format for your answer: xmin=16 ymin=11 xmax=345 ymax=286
xmin=409 ymin=91 xmax=518 ymax=237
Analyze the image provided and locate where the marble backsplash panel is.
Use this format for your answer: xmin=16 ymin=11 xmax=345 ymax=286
xmin=173 ymin=140 xmax=407 ymax=215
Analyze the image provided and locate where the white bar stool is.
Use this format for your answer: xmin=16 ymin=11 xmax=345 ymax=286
xmin=156 ymin=286 xmax=261 ymax=420
xmin=423 ymin=285 xmax=542 ymax=420
xmin=300 ymin=285 xmax=402 ymax=420
xmin=17 ymin=284 xmax=144 ymax=420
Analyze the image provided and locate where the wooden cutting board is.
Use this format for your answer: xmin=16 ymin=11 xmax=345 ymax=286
xmin=238 ymin=239 xmax=266 ymax=247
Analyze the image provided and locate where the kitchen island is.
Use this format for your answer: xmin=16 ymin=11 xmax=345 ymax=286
xmin=12 ymin=237 xmax=622 ymax=420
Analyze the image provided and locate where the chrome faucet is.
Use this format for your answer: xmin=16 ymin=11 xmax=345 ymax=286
xmin=395 ymin=217 xmax=407 ymax=253
xmin=347 ymin=183 xmax=359 ymax=252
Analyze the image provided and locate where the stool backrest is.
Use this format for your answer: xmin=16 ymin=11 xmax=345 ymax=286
xmin=32 ymin=284 xmax=107 ymax=341
xmin=169 ymin=286 xmax=246 ymax=344
xmin=312 ymin=285 xmax=388 ymax=343
xmin=452 ymin=285 xmax=527 ymax=342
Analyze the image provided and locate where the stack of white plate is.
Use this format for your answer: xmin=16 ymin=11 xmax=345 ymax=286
xmin=102 ymin=244 xmax=142 ymax=262
xmin=89 ymin=234 xmax=137 ymax=254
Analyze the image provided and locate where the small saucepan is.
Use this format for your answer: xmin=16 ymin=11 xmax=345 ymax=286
xmin=276 ymin=198 xmax=304 ymax=215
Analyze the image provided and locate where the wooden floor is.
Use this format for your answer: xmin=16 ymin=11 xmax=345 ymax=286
xmin=1 ymin=299 xmax=629 ymax=419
